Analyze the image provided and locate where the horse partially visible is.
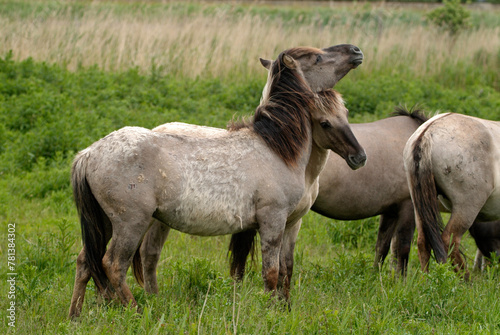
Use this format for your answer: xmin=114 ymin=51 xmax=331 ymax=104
xmin=312 ymin=108 xmax=427 ymax=274
xmin=404 ymin=113 xmax=500 ymax=279
xmin=68 ymin=44 xmax=366 ymax=318
xmin=469 ymin=221 xmax=500 ymax=270
xmin=147 ymin=115 xmax=500 ymax=280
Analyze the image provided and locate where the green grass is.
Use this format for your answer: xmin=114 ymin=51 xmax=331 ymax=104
xmin=1 ymin=1 xmax=500 ymax=333
xmin=1 ymin=51 xmax=500 ymax=335
xmin=2 ymin=210 xmax=499 ymax=334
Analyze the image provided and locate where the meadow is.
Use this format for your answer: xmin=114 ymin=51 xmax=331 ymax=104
xmin=1 ymin=0 xmax=500 ymax=333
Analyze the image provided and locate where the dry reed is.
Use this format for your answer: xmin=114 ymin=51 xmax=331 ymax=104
xmin=1 ymin=2 xmax=499 ymax=79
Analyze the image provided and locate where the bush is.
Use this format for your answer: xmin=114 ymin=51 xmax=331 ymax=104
xmin=0 ymin=54 xmax=262 ymax=174
xmin=426 ymin=0 xmax=471 ymax=34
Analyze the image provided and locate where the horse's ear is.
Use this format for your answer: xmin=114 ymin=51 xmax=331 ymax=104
xmin=259 ymin=58 xmax=271 ymax=70
xmin=282 ymin=54 xmax=297 ymax=69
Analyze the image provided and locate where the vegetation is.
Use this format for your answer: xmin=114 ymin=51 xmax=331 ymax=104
xmin=1 ymin=1 xmax=500 ymax=333
xmin=427 ymin=0 xmax=471 ymax=34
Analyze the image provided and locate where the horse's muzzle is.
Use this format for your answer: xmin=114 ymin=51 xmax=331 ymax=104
xmin=347 ymin=151 xmax=367 ymax=170
xmin=349 ymin=47 xmax=364 ymax=67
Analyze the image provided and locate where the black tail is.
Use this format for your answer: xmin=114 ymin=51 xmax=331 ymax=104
xmin=406 ymin=126 xmax=447 ymax=263
xmin=392 ymin=104 xmax=429 ymax=126
xmin=228 ymin=230 xmax=257 ymax=281
xmin=132 ymin=248 xmax=144 ymax=287
xmin=72 ymin=155 xmax=111 ymax=292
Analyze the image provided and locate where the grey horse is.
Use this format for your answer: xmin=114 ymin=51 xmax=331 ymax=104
xmin=68 ymin=44 xmax=366 ymax=318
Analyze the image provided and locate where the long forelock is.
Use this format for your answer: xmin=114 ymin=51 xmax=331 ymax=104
xmin=314 ymin=90 xmax=346 ymax=115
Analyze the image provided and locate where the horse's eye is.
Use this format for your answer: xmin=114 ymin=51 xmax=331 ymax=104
xmin=316 ymin=54 xmax=322 ymax=64
xmin=320 ymin=121 xmax=331 ymax=129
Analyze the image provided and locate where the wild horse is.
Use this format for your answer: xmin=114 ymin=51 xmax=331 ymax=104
xmin=404 ymin=113 xmax=500 ymax=279
xmin=312 ymin=108 xmax=427 ymax=274
xmin=68 ymin=44 xmax=366 ymax=318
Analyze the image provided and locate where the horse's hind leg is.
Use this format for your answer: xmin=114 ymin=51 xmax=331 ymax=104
xmin=69 ymin=248 xmax=91 ymax=318
xmin=69 ymin=250 xmax=115 ymax=318
xmin=278 ymin=219 xmax=301 ymax=302
xmin=441 ymin=211 xmax=479 ymax=280
xmin=69 ymin=217 xmax=113 ymax=318
xmin=102 ymin=217 xmax=152 ymax=309
xmin=139 ymin=219 xmax=170 ymax=294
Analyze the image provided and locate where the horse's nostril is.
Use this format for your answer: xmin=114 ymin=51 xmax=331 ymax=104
xmin=349 ymin=152 xmax=367 ymax=166
xmin=350 ymin=46 xmax=362 ymax=54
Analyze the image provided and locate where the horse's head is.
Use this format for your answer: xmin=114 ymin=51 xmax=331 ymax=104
xmin=260 ymin=44 xmax=363 ymax=95
xmin=259 ymin=44 xmax=366 ymax=170
xmin=310 ymin=90 xmax=366 ymax=170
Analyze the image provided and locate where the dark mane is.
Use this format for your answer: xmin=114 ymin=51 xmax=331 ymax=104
xmin=229 ymin=51 xmax=316 ymax=166
xmin=392 ymin=105 xmax=429 ymax=125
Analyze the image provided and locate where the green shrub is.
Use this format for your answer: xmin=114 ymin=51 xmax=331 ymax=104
xmin=426 ymin=0 xmax=471 ymax=34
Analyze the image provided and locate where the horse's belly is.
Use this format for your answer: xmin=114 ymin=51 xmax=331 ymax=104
xmin=479 ymin=143 xmax=500 ymax=220
xmin=159 ymin=212 xmax=256 ymax=236
xmin=156 ymin=193 xmax=257 ymax=236
xmin=480 ymin=189 xmax=500 ymax=220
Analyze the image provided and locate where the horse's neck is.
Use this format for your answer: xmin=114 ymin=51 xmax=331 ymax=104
xmin=300 ymin=134 xmax=329 ymax=187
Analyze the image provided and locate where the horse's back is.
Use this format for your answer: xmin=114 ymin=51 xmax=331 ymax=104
xmin=313 ymin=115 xmax=421 ymax=219
xmin=79 ymin=125 xmax=303 ymax=236
xmin=153 ymin=122 xmax=227 ymax=137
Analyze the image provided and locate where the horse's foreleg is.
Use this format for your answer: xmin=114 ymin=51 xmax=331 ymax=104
xmin=473 ymin=249 xmax=485 ymax=271
xmin=391 ymin=201 xmax=416 ymax=275
xmin=258 ymin=214 xmax=285 ymax=297
xmin=140 ymin=219 xmax=170 ymax=294
xmin=69 ymin=248 xmax=92 ymax=319
xmin=278 ymin=220 xmax=301 ymax=302
xmin=374 ymin=213 xmax=398 ymax=270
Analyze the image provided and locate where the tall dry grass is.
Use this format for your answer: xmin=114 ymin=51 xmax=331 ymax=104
xmin=1 ymin=2 xmax=499 ymax=80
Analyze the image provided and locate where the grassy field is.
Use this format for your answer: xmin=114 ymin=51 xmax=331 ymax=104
xmin=1 ymin=1 xmax=500 ymax=333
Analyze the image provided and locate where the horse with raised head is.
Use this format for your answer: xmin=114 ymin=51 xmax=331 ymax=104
xmin=404 ymin=113 xmax=500 ymax=279
xmin=68 ymin=44 xmax=366 ymax=318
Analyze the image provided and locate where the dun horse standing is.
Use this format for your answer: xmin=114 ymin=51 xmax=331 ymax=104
xmin=68 ymin=44 xmax=366 ymax=318
xmin=143 ymin=108 xmax=427 ymax=285
xmin=404 ymin=113 xmax=500 ymax=279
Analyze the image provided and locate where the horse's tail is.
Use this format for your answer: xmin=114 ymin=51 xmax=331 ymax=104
xmin=132 ymin=249 xmax=144 ymax=287
xmin=404 ymin=118 xmax=447 ymax=263
xmin=392 ymin=104 xmax=429 ymax=126
xmin=72 ymin=151 xmax=111 ymax=292
xmin=228 ymin=230 xmax=257 ymax=280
